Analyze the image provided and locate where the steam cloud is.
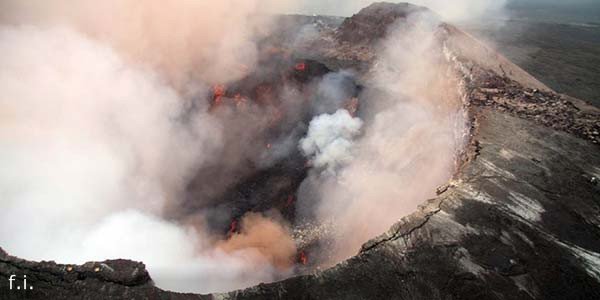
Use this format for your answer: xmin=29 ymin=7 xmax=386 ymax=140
xmin=0 ymin=0 xmax=302 ymax=293
xmin=297 ymin=10 xmax=467 ymax=264
xmin=0 ymin=0 xmax=494 ymax=294
xmin=300 ymin=110 xmax=363 ymax=172
xmin=0 ymin=24 xmax=299 ymax=293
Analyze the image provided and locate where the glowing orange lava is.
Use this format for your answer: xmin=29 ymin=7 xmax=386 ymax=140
xmin=299 ymin=251 xmax=308 ymax=265
xmin=227 ymin=219 xmax=238 ymax=236
xmin=212 ymin=84 xmax=226 ymax=108
xmin=295 ymin=62 xmax=306 ymax=72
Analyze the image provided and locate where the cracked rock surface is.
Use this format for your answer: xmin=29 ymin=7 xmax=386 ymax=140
xmin=2 ymin=3 xmax=600 ymax=299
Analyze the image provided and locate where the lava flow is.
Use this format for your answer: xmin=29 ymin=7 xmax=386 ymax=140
xmin=227 ymin=219 xmax=238 ymax=236
xmin=295 ymin=62 xmax=306 ymax=72
xmin=211 ymin=84 xmax=226 ymax=110
xmin=298 ymin=251 xmax=308 ymax=265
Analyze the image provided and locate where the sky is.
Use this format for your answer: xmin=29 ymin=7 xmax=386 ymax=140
xmin=288 ymin=0 xmax=600 ymax=23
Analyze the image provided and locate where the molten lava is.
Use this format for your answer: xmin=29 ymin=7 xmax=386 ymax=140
xmin=211 ymin=84 xmax=226 ymax=109
xmin=298 ymin=251 xmax=308 ymax=265
xmin=295 ymin=62 xmax=306 ymax=72
xmin=227 ymin=219 xmax=238 ymax=236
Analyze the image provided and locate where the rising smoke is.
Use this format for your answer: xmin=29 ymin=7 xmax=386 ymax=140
xmin=0 ymin=0 xmax=498 ymax=294
xmin=0 ymin=23 xmax=300 ymax=292
xmin=300 ymin=109 xmax=363 ymax=172
xmin=0 ymin=0 xmax=302 ymax=293
xmin=296 ymin=10 xmax=467 ymax=264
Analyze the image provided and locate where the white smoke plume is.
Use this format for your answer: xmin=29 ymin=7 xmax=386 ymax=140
xmin=300 ymin=110 xmax=363 ymax=172
xmin=0 ymin=0 xmax=300 ymax=294
xmin=0 ymin=0 xmax=295 ymax=86
xmin=298 ymin=10 xmax=467 ymax=264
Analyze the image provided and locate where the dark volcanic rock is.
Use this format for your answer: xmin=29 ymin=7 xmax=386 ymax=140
xmin=0 ymin=250 xmax=185 ymax=300
xmin=336 ymin=2 xmax=430 ymax=44
xmin=2 ymin=2 xmax=600 ymax=300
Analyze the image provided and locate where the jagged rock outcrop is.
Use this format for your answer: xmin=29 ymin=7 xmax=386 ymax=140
xmin=335 ymin=2 xmax=429 ymax=44
xmin=0 ymin=251 xmax=208 ymax=300
xmin=1 ymin=2 xmax=599 ymax=299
